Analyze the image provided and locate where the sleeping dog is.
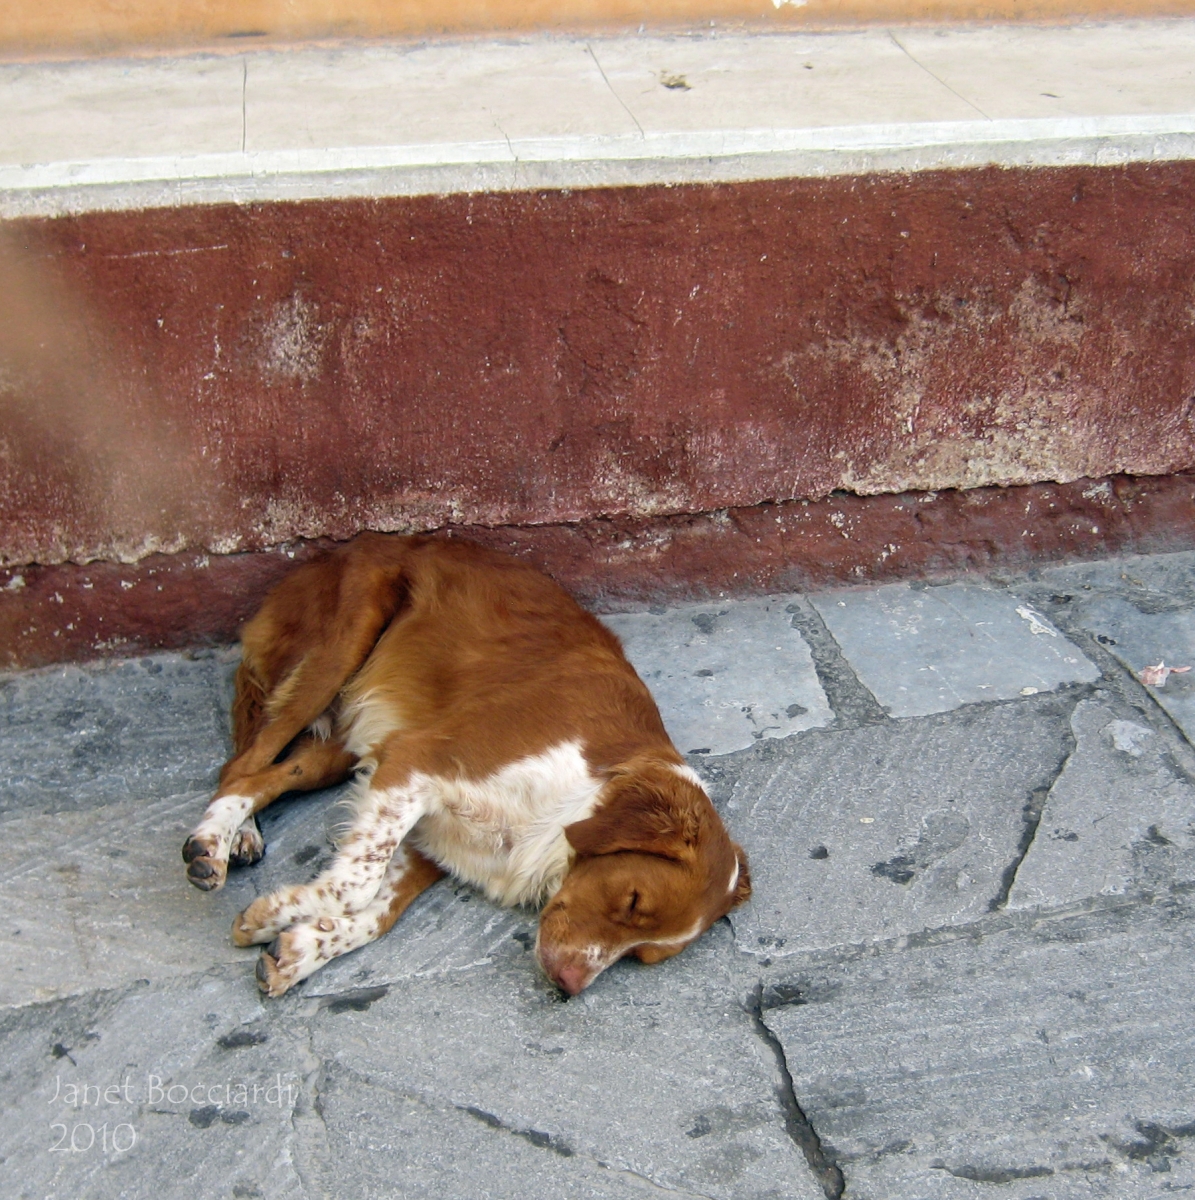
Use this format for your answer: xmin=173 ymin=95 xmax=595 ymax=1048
xmin=183 ymin=534 xmax=751 ymax=996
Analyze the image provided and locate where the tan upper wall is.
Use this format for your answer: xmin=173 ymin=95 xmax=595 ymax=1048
xmin=5 ymin=0 xmax=1195 ymax=58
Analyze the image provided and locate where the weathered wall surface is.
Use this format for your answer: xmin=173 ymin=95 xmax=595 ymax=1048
xmin=2 ymin=162 xmax=1195 ymax=666
xmin=4 ymin=164 xmax=1195 ymax=567
xmin=3 ymin=472 xmax=1194 ymax=670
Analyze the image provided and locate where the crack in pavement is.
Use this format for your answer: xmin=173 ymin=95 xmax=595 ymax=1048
xmin=297 ymin=1055 xmax=719 ymax=1199
xmin=286 ymin=1021 xmax=329 ymax=1193
xmin=753 ymin=884 xmax=1195 ymax=990
xmin=988 ymin=694 xmax=1080 ymax=911
xmin=455 ymin=1104 xmax=723 ymax=1198
xmin=787 ymin=600 xmax=888 ymax=728
xmin=1028 ymin=591 xmax=1195 ymax=776
xmin=746 ymin=982 xmax=845 ymax=1200
xmin=585 ymin=44 xmax=645 ymax=138
xmin=934 ymin=1161 xmax=1055 ymax=1183
xmin=886 ymin=32 xmax=991 ymax=119
xmin=459 ymin=1103 xmax=576 ymax=1158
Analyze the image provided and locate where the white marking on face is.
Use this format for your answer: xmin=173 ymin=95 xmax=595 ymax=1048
xmin=642 ymin=918 xmax=704 ymax=950
xmin=568 ymin=919 xmax=708 ymax=981
xmin=580 ymin=944 xmax=608 ymax=968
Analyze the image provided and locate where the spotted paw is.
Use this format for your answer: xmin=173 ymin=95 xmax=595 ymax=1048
xmin=182 ymin=836 xmax=227 ymax=891
xmin=229 ymin=818 xmax=265 ymax=868
xmin=232 ymin=894 xmax=284 ymax=946
xmin=231 ymin=901 xmax=269 ymax=947
xmin=254 ymin=929 xmax=317 ymax=998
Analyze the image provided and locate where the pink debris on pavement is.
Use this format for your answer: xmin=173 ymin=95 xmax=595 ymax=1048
xmin=1139 ymin=662 xmax=1192 ymax=688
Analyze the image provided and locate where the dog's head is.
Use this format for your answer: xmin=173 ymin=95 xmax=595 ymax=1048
xmin=536 ymin=758 xmax=751 ymax=995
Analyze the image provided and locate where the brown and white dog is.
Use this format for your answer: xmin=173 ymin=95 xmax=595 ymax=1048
xmin=183 ymin=534 xmax=750 ymax=997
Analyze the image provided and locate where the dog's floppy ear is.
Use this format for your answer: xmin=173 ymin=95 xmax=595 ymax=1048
xmin=566 ymin=775 xmax=699 ymax=861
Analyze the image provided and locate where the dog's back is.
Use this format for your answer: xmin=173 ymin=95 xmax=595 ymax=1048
xmin=338 ymin=537 xmax=671 ymax=773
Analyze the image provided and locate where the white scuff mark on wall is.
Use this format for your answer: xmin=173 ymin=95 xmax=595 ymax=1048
xmin=257 ymin=293 xmax=327 ymax=383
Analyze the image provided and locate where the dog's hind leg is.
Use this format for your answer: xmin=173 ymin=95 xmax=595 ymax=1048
xmin=183 ymin=734 xmax=356 ymax=890
xmin=186 ymin=541 xmax=415 ymax=891
xmin=248 ymin=847 xmax=445 ymax=997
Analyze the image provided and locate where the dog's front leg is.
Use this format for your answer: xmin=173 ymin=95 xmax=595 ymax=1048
xmin=231 ymin=768 xmax=430 ymax=995
xmin=248 ymin=846 xmax=445 ymax=997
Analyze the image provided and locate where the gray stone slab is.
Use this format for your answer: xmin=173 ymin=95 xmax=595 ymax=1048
xmin=0 ymin=758 xmax=568 ymax=1005
xmin=0 ymin=780 xmax=352 ymax=1006
xmin=307 ymin=922 xmax=823 ymax=1200
xmin=310 ymin=1068 xmax=667 ymax=1200
xmin=810 ymin=582 xmax=1098 ymax=718
xmin=1035 ymin=548 xmax=1195 ymax=606
xmin=0 ymin=970 xmax=315 ymax=1200
xmin=0 ymin=651 xmax=234 ymax=816
xmin=603 ymin=596 xmax=832 ymax=757
xmin=1009 ymin=697 xmax=1195 ymax=910
xmin=765 ymin=897 xmax=1195 ymax=1199
xmin=1070 ymin=591 xmax=1195 ymax=745
xmin=5 ymin=558 xmax=1195 ymax=1200
xmin=724 ymin=695 xmax=1076 ymax=958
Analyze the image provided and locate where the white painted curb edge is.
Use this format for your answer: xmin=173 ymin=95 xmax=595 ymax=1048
xmin=4 ymin=113 xmax=1194 ymax=217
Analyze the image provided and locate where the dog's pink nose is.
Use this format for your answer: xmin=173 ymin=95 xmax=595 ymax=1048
xmin=552 ymin=963 xmax=590 ymax=996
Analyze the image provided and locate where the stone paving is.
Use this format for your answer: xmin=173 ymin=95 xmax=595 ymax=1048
xmin=3 ymin=551 xmax=1195 ymax=1199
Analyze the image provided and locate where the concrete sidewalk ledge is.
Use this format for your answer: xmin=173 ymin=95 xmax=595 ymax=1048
xmin=6 ymin=116 xmax=1195 ymax=218
xmin=3 ymin=21 xmax=1195 ymax=215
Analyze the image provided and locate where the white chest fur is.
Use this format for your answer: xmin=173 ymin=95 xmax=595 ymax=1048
xmin=403 ymin=741 xmax=604 ymax=908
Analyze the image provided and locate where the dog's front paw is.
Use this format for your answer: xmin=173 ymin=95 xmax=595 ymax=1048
xmin=231 ymin=895 xmax=280 ymax=946
xmin=255 ymin=926 xmax=323 ymax=998
xmin=182 ymin=836 xmax=227 ymax=891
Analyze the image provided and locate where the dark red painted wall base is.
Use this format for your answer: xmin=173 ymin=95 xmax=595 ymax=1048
xmin=3 ymin=470 xmax=1193 ymax=671
xmin=6 ymin=164 xmax=1195 ymax=570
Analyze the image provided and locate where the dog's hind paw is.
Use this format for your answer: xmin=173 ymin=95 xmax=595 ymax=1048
xmin=231 ymin=893 xmax=289 ymax=946
xmin=182 ymin=836 xmax=227 ymax=891
xmin=229 ymin=817 xmax=265 ymax=867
